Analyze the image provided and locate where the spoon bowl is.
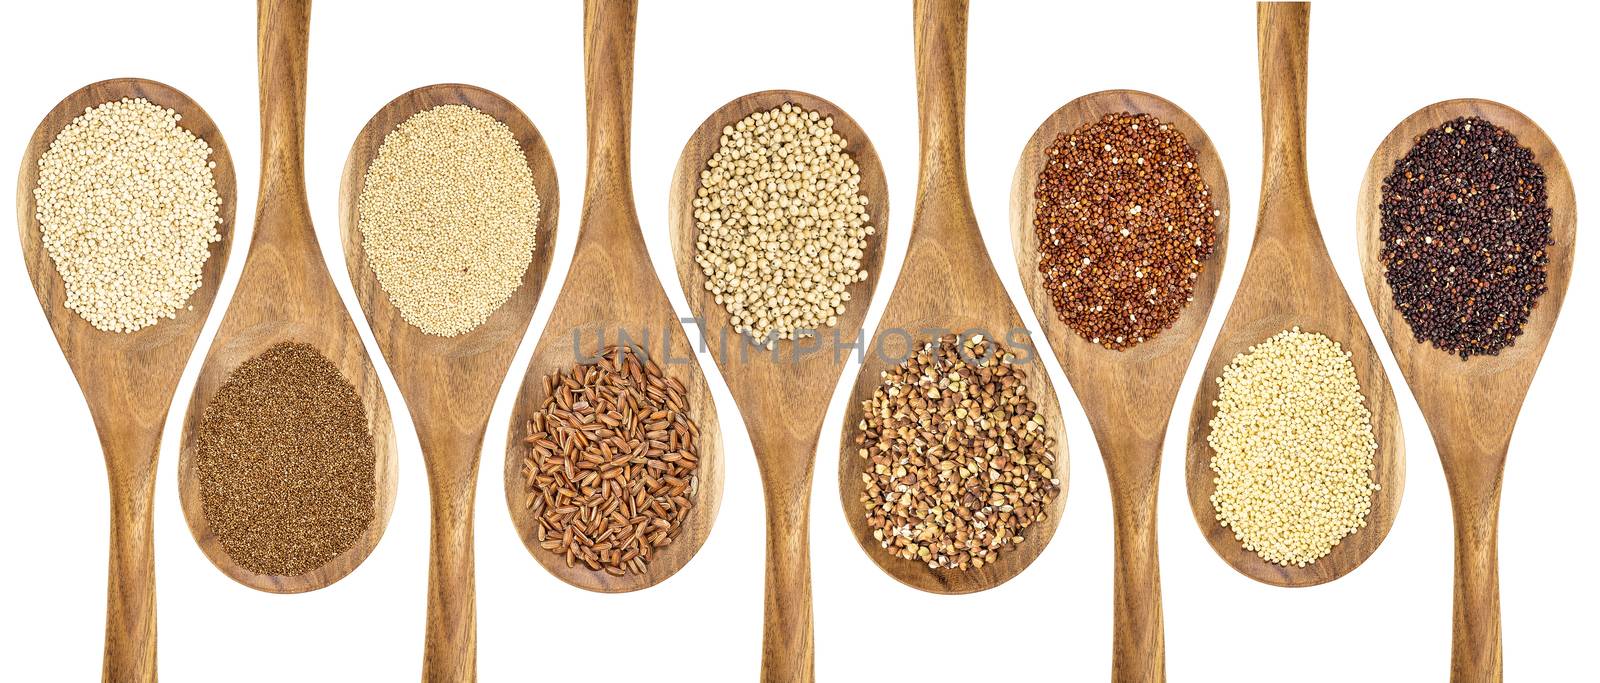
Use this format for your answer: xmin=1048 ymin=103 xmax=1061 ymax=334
xmin=341 ymin=83 xmax=559 ymax=680
xmin=177 ymin=0 xmax=399 ymax=594
xmin=17 ymin=77 xmax=236 ymax=682
xmin=1183 ymin=2 xmax=1405 ymax=588
xmin=1356 ymin=98 xmax=1574 ymax=680
xmin=502 ymin=0 xmax=724 ymax=594
xmin=837 ymin=0 xmax=1068 ymax=597
xmin=1010 ymin=89 xmax=1229 ymax=679
xmin=667 ymin=89 xmax=888 ymax=678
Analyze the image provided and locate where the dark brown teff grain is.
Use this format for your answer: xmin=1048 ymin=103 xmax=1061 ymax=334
xmin=196 ymin=342 xmax=377 ymax=576
xmin=1033 ymin=112 xmax=1217 ymax=350
xmin=1380 ymin=116 xmax=1551 ymax=359
xmin=856 ymin=334 xmax=1061 ymax=570
xmin=522 ymin=345 xmax=701 ymax=577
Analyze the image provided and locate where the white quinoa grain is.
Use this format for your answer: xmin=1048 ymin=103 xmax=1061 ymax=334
xmin=693 ymin=102 xmax=874 ymax=347
xmin=34 ymin=97 xmax=224 ymax=333
xmin=358 ymin=104 xmax=540 ymax=337
xmin=1206 ymin=327 xmax=1380 ymax=567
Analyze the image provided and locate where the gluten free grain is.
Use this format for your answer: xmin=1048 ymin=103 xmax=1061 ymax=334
xmin=1206 ymin=328 xmax=1379 ymax=567
xmin=34 ymin=97 xmax=223 ymax=333
xmin=1379 ymin=116 xmax=1551 ymax=359
xmin=693 ymin=102 xmax=874 ymax=347
xmin=196 ymin=342 xmax=377 ymax=576
xmin=1033 ymin=112 xmax=1217 ymax=350
xmin=358 ymin=104 xmax=540 ymax=337
xmin=856 ymin=334 xmax=1060 ymax=570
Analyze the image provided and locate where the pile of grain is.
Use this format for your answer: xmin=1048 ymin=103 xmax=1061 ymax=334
xmin=358 ymin=104 xmax=540 ymax=337
xmin=1207 ymin=328 xmax=1379 ymax=567
xmin=856 ymin=334 xmax=1060 ymax=570
xmin=34 ymin=97 xmax=223 ymax=333
xmin=693 ymin=102 xmax=874 ymax=346
xmin=196 ymin=342 xmax=376 ymax=576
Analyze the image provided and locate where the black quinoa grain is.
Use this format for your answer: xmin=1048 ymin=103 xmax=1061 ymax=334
xmin=1379 ymin=116 xmax=1551 ymax=360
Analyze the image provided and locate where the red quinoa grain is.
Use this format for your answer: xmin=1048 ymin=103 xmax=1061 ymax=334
xmin=1033 ymin=112 xmax=1218 ymax=350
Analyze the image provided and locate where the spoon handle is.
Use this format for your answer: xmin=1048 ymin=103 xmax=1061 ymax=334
xmin=1446 ymin=446 xmax=1507 ymax=681
xmin=256 ymin=0 xmax=314 ymax=242
xmin=1108 ymin=449 xmax=1164 ymax=682
xmin=1256 ymin=2 xmax=1321 ymax=244
xmin=421 ymin=434 xmax=482 ymax=682
xmin=102 ymin=430 xmax=161 ymax=683
xmin=913 ymin=0 xmax=968 ymax=195
xmin=757 ymin=431 xmax=818 ymax=683
xmin=582 ymin=0 xmax=637 ymax=218
xmin=911 ymin=0 xmax=978 ymax=242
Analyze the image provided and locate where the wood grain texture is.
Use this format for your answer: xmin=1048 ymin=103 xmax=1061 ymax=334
xmin=177 ymin=0 xmax=399 ymax=594
xmin=667 ymin=90 xmax=889 ymax=683
xmin=340 ymin=84 xmax=560 ymax=683
xmin=836 ymin=0 xmax=1069 ymax=596
xmin=1356 ymin=99 xmax=1575 ymax=683
xmin=1182 ymin=2 xmax=1405 ymax=587
xmin=17 ymin=78 xmax=237 ymax=683
xmin=501 ymin=0 xmax=724 ymax=594
xmin=1010 ymin=90 xmax=1230 ymax=682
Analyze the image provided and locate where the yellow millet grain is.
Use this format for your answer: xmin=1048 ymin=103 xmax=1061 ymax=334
xmin=34 ymin=97 xmax=223 ymax=333
xmin=693 ymin=102 xmax=874 ymax=347
xmin=358 ymin=104 xmax=540 ymax=337
xmin=1206 ymin=327 xmax=1380 ymax=567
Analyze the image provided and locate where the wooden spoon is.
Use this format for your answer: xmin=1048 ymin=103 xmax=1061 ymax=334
xmin=1183 ymin=2 xmax=1405 ymax=587
xmin=339 ymin=84 xmax=560 ymax=682
xmin=17 ymin=78 xmax=236 ymax=683
xmin=1356 ymin=99 xmax=1575 ymax=682
xmin=501 ymin=0 xmax=724 ymax=593
xmin=1010 ymin=90 xmax=1229 ymax=681
xmin=667 ymin=90 xmax=889 ymax=681
xmin=177 ymin=0 xmax=399 ymax=594
xmin=837 ymin=0 xmax=1069 ymax=597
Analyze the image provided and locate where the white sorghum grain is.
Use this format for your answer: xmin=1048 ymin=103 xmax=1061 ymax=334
xmin=358 ymin=104 xmax=540 ymax=337
xmin=34 ymin=97 xmax=224 ymax=333
xmin=693 ymin=102 xmax=874 ymax=347
xmin=1206 ymin=327 xmax=1380 ymax=567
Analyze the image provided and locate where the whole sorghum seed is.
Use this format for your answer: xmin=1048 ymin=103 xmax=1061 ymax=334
xmin=1033 ymin=112 xmax=1217 ymax=350
xmin=196 ymin=342 xmax=377 ymax=576
xmin=855 ymin=334 xmax=1061 ymax=570
xmin=1206 ymin=328 xmax=1380 ymax=567
xmin=34 ymin=97 xmax=224 ymax=333
xmin=693 ymin=102 xmax=875 ymax=347
xmin=522 ymin=346 xmax=701 ymax=576
xmin=358 ymin=104 xmax=541 ymax=337
xmin=1379 ymin=116 xmax=1551 ymax=359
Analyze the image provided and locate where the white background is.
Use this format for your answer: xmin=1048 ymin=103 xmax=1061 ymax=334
xmin=2 ymin=1 xmax=1594 ymax=680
